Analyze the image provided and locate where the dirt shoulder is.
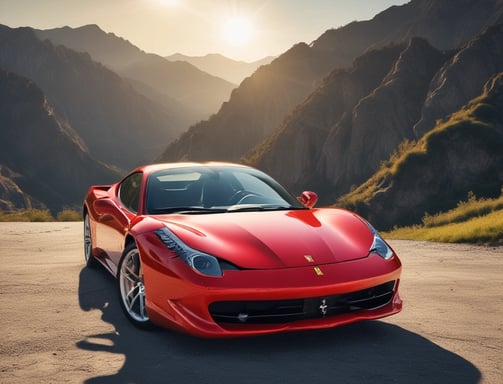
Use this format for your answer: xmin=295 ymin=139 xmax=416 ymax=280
xmin=0 ymin=222 xmax=501 ymax=383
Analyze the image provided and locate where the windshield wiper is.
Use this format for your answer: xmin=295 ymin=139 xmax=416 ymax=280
xmin=154 ymin=207 xmax=227 ymax=214
xmin=227 ymin=205 xmax=303 ymax=213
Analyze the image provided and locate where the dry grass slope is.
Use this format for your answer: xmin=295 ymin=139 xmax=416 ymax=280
xmin=0 ymin=208 xmax=82 ymax=222
xmin=384 ymin=192 xmax=503 ymax=244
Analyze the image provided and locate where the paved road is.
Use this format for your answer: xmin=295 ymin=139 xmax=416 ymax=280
xmin=0 ymin=222 xmax=501 ymax=383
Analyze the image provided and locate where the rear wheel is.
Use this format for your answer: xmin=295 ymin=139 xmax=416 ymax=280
xmin=117 ymin=242 xmax=153 ymax=329
xmin=83 ymin=213 xmax=98 ymax=268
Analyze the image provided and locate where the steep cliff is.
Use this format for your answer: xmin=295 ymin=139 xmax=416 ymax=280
xmin=0 ymin=67 xmax=120 ymax=211
xmin=318 ymin=38 xmax=448 ymax=198
xmin=251 ymin=20 xmax=503 ymax=205
xmin=159 ymin=42 xmax=331 ymax=162
xmin=414 ymin=23 xmax=503 ymax=136
xmin=312 ymin=0 xmax=503 ymax=55
xmin=160 ymin=0 xmax=503 ymax=168
xmin=339 ymin=72 xmax=503 ymax=230
xmin=250 ymin=38 xmax=448 ymax=200
xmin=249 ymin=43 xmax=408 ymax=193
xmin=0 ymin=25 xmax=182 ymax=169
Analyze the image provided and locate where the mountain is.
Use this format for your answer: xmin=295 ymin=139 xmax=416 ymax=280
xmin=251 ymin=23 xmax=503 ymax=204
xmin=0 ymin=25 xmax=184 ymax=169
xmin=35 ymin=24 xmax=236 ymax=121
xmin=338 ymin=71 xmax=503 ymax=230
xmin=0 ymin=67 xmax=120 ymax=212
xmin=414 ymin=22 xmax=503 ymax=136
xmin=3 ymin=0 xmax=503 ymax=221
xmin=159 ymin=0 xmax=503 ymax=166
xmin=312 ymin=0 xmax=503 ymax=60
xmin=166 ymin=53 xmax=274 ymax=84
xmin=250 ymin=38 xmax=449 ymax=198
xmin=159 ymin=42 xmax=335 ymax=162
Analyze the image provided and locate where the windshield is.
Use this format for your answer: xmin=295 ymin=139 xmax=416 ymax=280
xmin=145 ymin=165 xmax=304 ymax=214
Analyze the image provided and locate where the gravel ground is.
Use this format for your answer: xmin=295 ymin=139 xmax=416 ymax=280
xmin=0 ymin=222 xmax=501 ymax=383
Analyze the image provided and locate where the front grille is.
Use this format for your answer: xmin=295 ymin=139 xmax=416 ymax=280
xmin=209 ymin=281 xmax=396 ymax=324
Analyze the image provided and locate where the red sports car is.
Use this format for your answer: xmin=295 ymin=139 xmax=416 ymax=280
xmin=83 ymin=162 xmax=402 ymax=338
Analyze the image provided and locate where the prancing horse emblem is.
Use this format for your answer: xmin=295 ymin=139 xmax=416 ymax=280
xmin=320 ymin=299 xmax=328 ymax=316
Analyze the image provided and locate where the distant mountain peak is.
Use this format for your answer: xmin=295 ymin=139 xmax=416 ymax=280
xmin=165 ymin=52 xmax=274 ymax=84
xmin=34 ymin=24 xmax=236 ymax=120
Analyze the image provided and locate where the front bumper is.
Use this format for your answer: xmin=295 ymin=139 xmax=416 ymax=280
xmin=140 ymin=242 xmax=402 ymax=338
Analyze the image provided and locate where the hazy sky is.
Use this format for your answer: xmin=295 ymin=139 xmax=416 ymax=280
xmin=0 ymin=0 xmax=408 ymax=61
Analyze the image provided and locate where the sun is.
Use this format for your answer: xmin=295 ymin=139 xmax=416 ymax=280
xmin=221 ymin=16 xmax=255 ymax=47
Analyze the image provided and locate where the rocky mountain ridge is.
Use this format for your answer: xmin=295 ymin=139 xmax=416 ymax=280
xmin=159 ymin=42 xmax=338 ymax=162
xmin=0 ymin=25 xmax=183 ymax=169
xmin=339 ymin=71 xmax=503 ymax=229
xmin=251 ymin=23 xmax=503 ymax=207
xmin=2 ymin=0 xmax=503 ymax=223
xmin=0 ymin=67 xmax=119 ymax=211
xmin=35 ymin=24 xmax=236 ymax=122
xmin=414 ymin=22 xmax=503 ymax=136
xmin=160 ymin=0 xmax=503 ymax=168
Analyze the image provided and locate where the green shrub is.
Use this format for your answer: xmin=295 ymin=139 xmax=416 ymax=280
xmin=0 ymin=209 xmax=54 ymax=222
xmin=26 ymin=209 xmax=54 ymax=222
xmin=56 ymin=209 xmax=82 ymax=221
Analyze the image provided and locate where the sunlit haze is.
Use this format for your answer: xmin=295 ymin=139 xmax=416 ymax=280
xmin=0 ymin=0 xmax=408 ymax=62
xmin=222 ymin=16 xmax=254 ymax=47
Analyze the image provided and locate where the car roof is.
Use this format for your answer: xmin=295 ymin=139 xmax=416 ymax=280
xmin=134 ymin=162 xmax=252 ymax=176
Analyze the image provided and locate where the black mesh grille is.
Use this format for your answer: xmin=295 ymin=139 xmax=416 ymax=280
xmin=209 ymin=281 xmax=396 ymax=324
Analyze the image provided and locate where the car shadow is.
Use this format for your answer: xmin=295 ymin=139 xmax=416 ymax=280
xmin=78 ymin=267 xmax=481 ymax=384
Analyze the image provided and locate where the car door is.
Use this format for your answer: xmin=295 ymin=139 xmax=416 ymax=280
xmin=95 ymin=172 xmax=143 ymax=274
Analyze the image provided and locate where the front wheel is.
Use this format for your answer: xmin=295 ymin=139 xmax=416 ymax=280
xmin=117 ymin=242 xmax=153 ymax=329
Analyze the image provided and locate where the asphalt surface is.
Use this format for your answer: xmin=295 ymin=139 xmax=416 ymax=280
xmin=0 ymin=222 xmax=501 ymax=383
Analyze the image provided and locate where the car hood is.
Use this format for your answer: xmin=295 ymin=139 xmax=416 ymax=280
xmin=157 ymin=208 xmax=374 ymax=269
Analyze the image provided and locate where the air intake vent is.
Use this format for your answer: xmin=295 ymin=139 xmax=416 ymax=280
xmin=209 ymin=281 xmax=396 ymax=324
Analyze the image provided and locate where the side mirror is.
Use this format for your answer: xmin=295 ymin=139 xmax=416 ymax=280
xmin=297 ymin=191 xmax=318 ymax=209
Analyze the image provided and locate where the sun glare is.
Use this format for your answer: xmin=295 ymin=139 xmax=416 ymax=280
xmin=222 ymin=16 xmax=254 ymax=46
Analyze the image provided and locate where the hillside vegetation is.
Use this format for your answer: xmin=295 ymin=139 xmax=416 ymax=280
xmin=383 ymin=192 xmax=503 ymax=244
xmin=337 ymin=72 xmax=503 ymax=231
xmin=0 ymin=208 xmax=81 ymax=222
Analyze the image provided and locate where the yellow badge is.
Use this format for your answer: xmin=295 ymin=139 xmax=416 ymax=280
xmin=314 ymin=267 xmax=324 ymax=276
xmin=304 ymin=255 xmax=315 ymax=263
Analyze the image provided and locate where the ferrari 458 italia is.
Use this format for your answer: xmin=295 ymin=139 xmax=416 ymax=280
xmin=83 ymin=162 xmax=402 ymax=337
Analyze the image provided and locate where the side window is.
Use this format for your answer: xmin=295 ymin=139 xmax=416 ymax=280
xmin=119 ymin=172 xmax=143 ymax=213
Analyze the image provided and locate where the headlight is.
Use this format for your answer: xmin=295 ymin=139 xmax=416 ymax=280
xmin=367 ymin=223 xmax=393 ymax=260
xmin=155 ymin=227 xmax=222 ymax=277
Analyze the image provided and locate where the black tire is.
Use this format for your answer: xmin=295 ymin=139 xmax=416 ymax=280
xmin=117 ymin=242 xmax=153 ymax=329
xmin=83 ymin=213 xmax=98 ymax=268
